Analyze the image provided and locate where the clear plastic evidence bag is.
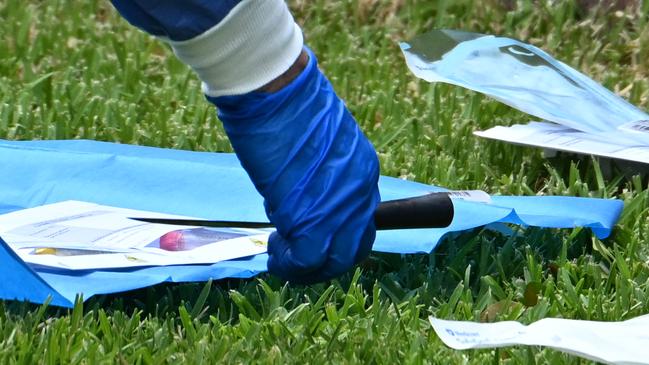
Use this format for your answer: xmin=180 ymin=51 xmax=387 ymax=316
xmin=400 ymin=30 xmax=649 ymax=146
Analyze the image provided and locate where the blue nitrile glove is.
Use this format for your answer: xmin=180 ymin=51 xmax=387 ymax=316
xmin=210 ymin=48 xmax=380 ymax=283
xmin=110 ymin=0 xmax=381 ymax=283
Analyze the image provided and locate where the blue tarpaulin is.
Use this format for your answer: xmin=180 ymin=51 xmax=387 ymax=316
xmin=0 ymin=140 xmax=623 ymax=306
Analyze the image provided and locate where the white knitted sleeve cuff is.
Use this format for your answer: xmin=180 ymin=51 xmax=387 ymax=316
xmin=166 ymin=0 xmax=304 ymax=97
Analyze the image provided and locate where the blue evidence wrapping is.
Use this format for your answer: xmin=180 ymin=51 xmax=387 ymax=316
xmin=0 ymin=139 xmax=624 ymax=307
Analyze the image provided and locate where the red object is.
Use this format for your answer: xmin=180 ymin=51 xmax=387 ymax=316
xmin=159 ymin=231 xmax=185 ymax=251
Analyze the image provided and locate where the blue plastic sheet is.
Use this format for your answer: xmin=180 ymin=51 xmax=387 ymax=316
xmin=0 ymin=139 xmax=623 ymax=306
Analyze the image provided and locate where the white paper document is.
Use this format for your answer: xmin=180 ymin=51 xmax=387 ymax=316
xmin=430 ymin=315 xmax=649 ymax=364
xmin=0 ymin=201 xmax=268 ymax=270
xmin=475 ymin=121 xmax=649 ymax=164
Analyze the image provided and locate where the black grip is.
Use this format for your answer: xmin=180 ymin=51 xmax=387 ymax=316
xmin=131 ymin=193 xmax=455 ymax=230
xmin=374 ymin=192 xmax=454 ymax=230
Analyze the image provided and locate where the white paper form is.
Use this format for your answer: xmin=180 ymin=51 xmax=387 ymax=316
xmin=0 ymin=201 xmax=268 ymax=270
xmin=0 ymin=200 xmax=205 ymax=250
xmin=475 ymin=121 xmax=649 ymax=164
xmin=430 ymin=315 xmax=649 ymax=364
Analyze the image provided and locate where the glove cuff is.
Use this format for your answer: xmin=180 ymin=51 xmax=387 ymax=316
xmin=166 ymin=0 xmax=304 ymax=97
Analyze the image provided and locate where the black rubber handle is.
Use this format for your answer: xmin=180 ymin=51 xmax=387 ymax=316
xmin=131 ymin=193 xmax=454 ymax=230
xmin=374 ymin=192 xmax=454 ymax=230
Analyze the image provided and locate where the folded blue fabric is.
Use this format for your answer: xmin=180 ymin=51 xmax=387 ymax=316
xmin=0 ymin=139 xmax=623 ymax=306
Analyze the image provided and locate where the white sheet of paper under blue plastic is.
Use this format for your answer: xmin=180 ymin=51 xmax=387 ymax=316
xmin=400 ymin=30 xmax=649 ymax=146
xmin=0 ymin=139 xmax=622 ymax=307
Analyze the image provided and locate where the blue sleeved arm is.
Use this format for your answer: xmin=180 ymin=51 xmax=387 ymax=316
xmin=110 ymin=0 xmax=242 ymax=41
xmin=109 ymin=1 xmax=381 ymax=283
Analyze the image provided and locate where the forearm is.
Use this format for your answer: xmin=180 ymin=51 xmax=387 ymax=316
xmin=258 ymin=50 xmax=309 ymax=93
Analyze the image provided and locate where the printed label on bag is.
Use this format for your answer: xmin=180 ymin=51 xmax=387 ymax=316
xmin=618 ymin=120 xmax=649 ymax=134
xmin=447 ymin=190 xmax=492 ymax=204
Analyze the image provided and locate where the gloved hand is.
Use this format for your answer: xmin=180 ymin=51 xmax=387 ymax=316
xmin=212 ymin=47 xmax=380 ymax=283
xmin=110 ymin=0 xmax=381 ymax=283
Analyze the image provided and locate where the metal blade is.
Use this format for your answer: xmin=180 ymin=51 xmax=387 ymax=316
xmin=129 ymin=217 xmax=274 ymax=229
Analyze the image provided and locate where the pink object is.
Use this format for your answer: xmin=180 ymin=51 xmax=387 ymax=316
xmin=157 ymin=228 xmax=245 ymax=251
xmin=159 ymin=231 xmax=185 ymax=251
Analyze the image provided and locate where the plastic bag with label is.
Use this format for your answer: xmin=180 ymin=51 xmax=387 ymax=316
xmin=400 ymin=30 xmax=649 ymax=145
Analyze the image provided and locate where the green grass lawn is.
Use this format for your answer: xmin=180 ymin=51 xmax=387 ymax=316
xmin=1 ymin=0 xmax=648 ymax=363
